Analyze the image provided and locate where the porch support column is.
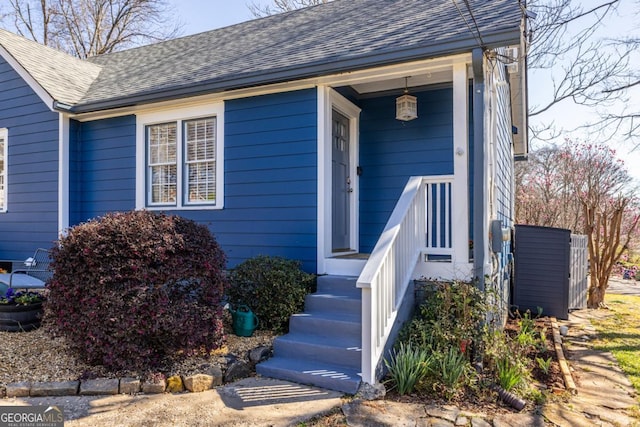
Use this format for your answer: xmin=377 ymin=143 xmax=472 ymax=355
xmin=452 ymin=62 xmax=470 ymax=273
xmin=58 ymin=113 xmax=70 ymax=236
xmin=471 ymin=48 xmax=487 ymax=291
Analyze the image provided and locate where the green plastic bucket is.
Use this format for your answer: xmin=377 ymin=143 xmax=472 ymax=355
xmin=230 ymin=304 xmax=259 ymax=337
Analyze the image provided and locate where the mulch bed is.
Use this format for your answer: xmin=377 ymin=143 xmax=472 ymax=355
xmin=383 ymin=316 xmax=566 ymax=412
xmin=0 ymin=310 xmax=276 ymax=388
xmin=504 ymin=316 xmax=565 ymax=391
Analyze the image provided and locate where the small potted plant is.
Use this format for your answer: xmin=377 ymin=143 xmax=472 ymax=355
xmin=0 ymin=287 xmax=46 ymax=332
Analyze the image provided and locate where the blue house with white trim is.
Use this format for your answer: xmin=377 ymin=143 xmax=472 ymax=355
xmin=0 ymin=0 xmax=529 ymax=393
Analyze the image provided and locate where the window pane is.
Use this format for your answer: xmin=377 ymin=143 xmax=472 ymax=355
xmin=184 ymin=118 xmax=216 ymax=204
xmin=147 ymin=123 xmax=177 ymax=204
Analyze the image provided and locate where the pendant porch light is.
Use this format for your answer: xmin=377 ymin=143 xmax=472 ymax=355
xmin=396 ymin=77 xmax=418 ymax=121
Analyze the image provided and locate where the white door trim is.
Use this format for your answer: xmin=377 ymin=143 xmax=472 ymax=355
xmin=317 ymin=86 xmax=361 ymax=274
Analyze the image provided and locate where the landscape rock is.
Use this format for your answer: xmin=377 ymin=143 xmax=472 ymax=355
xmin=224 ymin=359 xmax=252 ymax=382
xmin=183 ymin=374 xmax=214 ymax=392
xmin=455 ymin=415 xmax=469 ymax=426
xmin=79 ymin=378 xmax=119 ymax=395
xmin=141 ymin=379 xmax=166 ymax=394
xmin=493 ymin=413 xmax=547 ymax=427
xmin=5 ymin=382 xmax=30 ymax=398
xmin=205 ymin=366 xmax=224 ymax=386
xmin=470 ymin=418 xmax=492 ymax=427
xmin=343 ymin=400 xmax=425 ymax=427
xmin=248 ymin=346 xmax=271 ymax=363
xmin=30 ymin=381 xmax=79 ymax=397
xmin=119 ymin=377 xmax=140 ymax=394
xmin=425 ymin=404 xmax=460 ymax=423
xmin=355 ymin=382 xmax=386 ymax=400
xmin=416 ymin=418 xmax=454 ymax=427
xmin=165 ymin=375 xmax=184 ymax=393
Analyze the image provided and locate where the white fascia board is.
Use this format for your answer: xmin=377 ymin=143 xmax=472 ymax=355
xmin=70 ymin=53 xmax=472 ymax=123
xmin=0 ymin=45 xmax=55 ymax=111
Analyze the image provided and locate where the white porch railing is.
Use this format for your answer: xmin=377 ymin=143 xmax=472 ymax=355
xmin=357 ymin=175 xmax=454 ymax=385
xmin=425 ymin=178 xmax=453 ymax=256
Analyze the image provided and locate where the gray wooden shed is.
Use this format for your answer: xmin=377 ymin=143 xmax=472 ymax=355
xmin=513 ymin=225 xmax=587 ymax=320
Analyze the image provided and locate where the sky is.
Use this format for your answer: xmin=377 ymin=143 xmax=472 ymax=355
xmin=166 ymin=1 xmax=253 ymax=34
xmin=168 ymin=0 xmax=640 ymax=180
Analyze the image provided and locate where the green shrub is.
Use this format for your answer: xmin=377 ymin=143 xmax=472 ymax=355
xmin=227 ymin=255 xmax=314 ymax=333
xmin=399 ymin=280 xmax=487 ymax=353
xmin=384 ymin=341 xmax=432 ymax=395
xmin=45 ymin=211 xmax=227 ymax=371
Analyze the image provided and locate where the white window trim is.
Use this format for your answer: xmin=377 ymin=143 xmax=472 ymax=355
xmin=135 ymin=103 xmax=224 ymax=210
xmin=0 ymin=128 xmax=7 ymax=213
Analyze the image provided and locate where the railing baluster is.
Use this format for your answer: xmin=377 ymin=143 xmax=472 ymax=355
xmin=357 ymin=175 xmax=454 ymax=385
xmin=445 ymin=183 xmax=451 ymax=249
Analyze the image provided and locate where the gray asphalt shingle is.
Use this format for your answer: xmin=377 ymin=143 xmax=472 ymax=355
xmin=0 ymin=0 xmax=522 ymax=112
xmin=0 ymin=29 xmax=101 ymax=105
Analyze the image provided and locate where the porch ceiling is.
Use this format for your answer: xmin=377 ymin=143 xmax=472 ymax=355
xmin=351 ymin=69 xmax=452 ymax=94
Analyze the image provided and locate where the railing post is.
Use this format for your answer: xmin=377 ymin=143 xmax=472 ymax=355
xmin=452 ymin=62 xmax=469 ymax=268
xmin=360 ymin=286 xmax=374 ymax=384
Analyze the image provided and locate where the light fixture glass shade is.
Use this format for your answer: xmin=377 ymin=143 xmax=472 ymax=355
xmin=396 ymin=93 xmax=418 ymax=121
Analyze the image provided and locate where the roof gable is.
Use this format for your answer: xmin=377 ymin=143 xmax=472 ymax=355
xmin=0 ymin=29 xmax=101 ymax=107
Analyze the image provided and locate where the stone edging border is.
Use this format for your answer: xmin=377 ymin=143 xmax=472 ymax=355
xmin=2 ymin=346 xmax=271 ymax=399
xmin=550 ymin=316 xmax=577 ymax=394
xmin=2 ymin=373 xmax=227 ymax=398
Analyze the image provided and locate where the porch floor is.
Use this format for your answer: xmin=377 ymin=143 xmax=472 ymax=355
xmin=332 ymin=253 xmax=370 ymax=260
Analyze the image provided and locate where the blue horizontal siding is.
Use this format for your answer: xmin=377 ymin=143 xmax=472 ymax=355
xmin=359 ymin=87 xmax=454 ymax=252
xmin=166 ymin=89 xmax=318 ymax=271
xmin=69 ymin=115 xmax=136 ymax=224
xmin=0 ymin=57 xmax=59 ymax=259
xmin=68 ymin=89 xmax=317 ymax=272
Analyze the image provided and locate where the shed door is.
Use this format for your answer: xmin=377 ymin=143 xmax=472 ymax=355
xmin=332 ymin=110 xmax=351 ymax=252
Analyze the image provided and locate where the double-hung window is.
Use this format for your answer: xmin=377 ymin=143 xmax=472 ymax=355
xmin=137 ymin=104 xmax=224 ymax=210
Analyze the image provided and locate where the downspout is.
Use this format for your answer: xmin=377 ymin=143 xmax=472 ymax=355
xmin=472 ymin=48 xmax=485 ymax=291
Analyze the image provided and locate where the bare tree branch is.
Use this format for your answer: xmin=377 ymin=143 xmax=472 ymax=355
xmin=0 ymin=0 xmax=182 ymax=58
xmin=247 ymin=0 xmax=330 ymax=17
xmin=527 ymin=0 xmax=640 ymax=144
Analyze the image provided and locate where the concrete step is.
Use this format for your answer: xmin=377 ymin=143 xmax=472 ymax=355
xmin=273 ymin=332 xmax=361 ymax=370
xmin=289 ymin=311 xmax=360 ymax=340
xmin=258 ymin=275 xmax=363 ymax=394
xmin=256 ymin=357 xmax=361 ymax=394
xmin=305 ymin=292 xmax=361 ymax=316
xmin=315 ymin=275 xmax=359 ymax=294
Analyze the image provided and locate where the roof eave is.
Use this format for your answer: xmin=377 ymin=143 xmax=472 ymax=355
xmin=68 ymin=26 xmax=522 ymax=114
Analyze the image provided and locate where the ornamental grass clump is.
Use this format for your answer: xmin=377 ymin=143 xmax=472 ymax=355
xmin=44 ymin=211 xmax=228 ymax=371
xmin=384 ymin=341 xmax=432 ymax=395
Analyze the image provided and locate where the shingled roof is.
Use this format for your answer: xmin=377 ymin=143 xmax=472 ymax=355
xmin=0 ymin=0 xmax=523 ymax=113
xmin=0 ymin=29 xmax=101 ymax=105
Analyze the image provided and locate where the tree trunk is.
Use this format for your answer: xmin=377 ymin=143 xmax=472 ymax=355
xmin=587 ymin=280 xmax=606 ymax=308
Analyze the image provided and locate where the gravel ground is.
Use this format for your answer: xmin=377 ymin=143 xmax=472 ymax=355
xmin=0 ymin=318 xmax=276 ymax=386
